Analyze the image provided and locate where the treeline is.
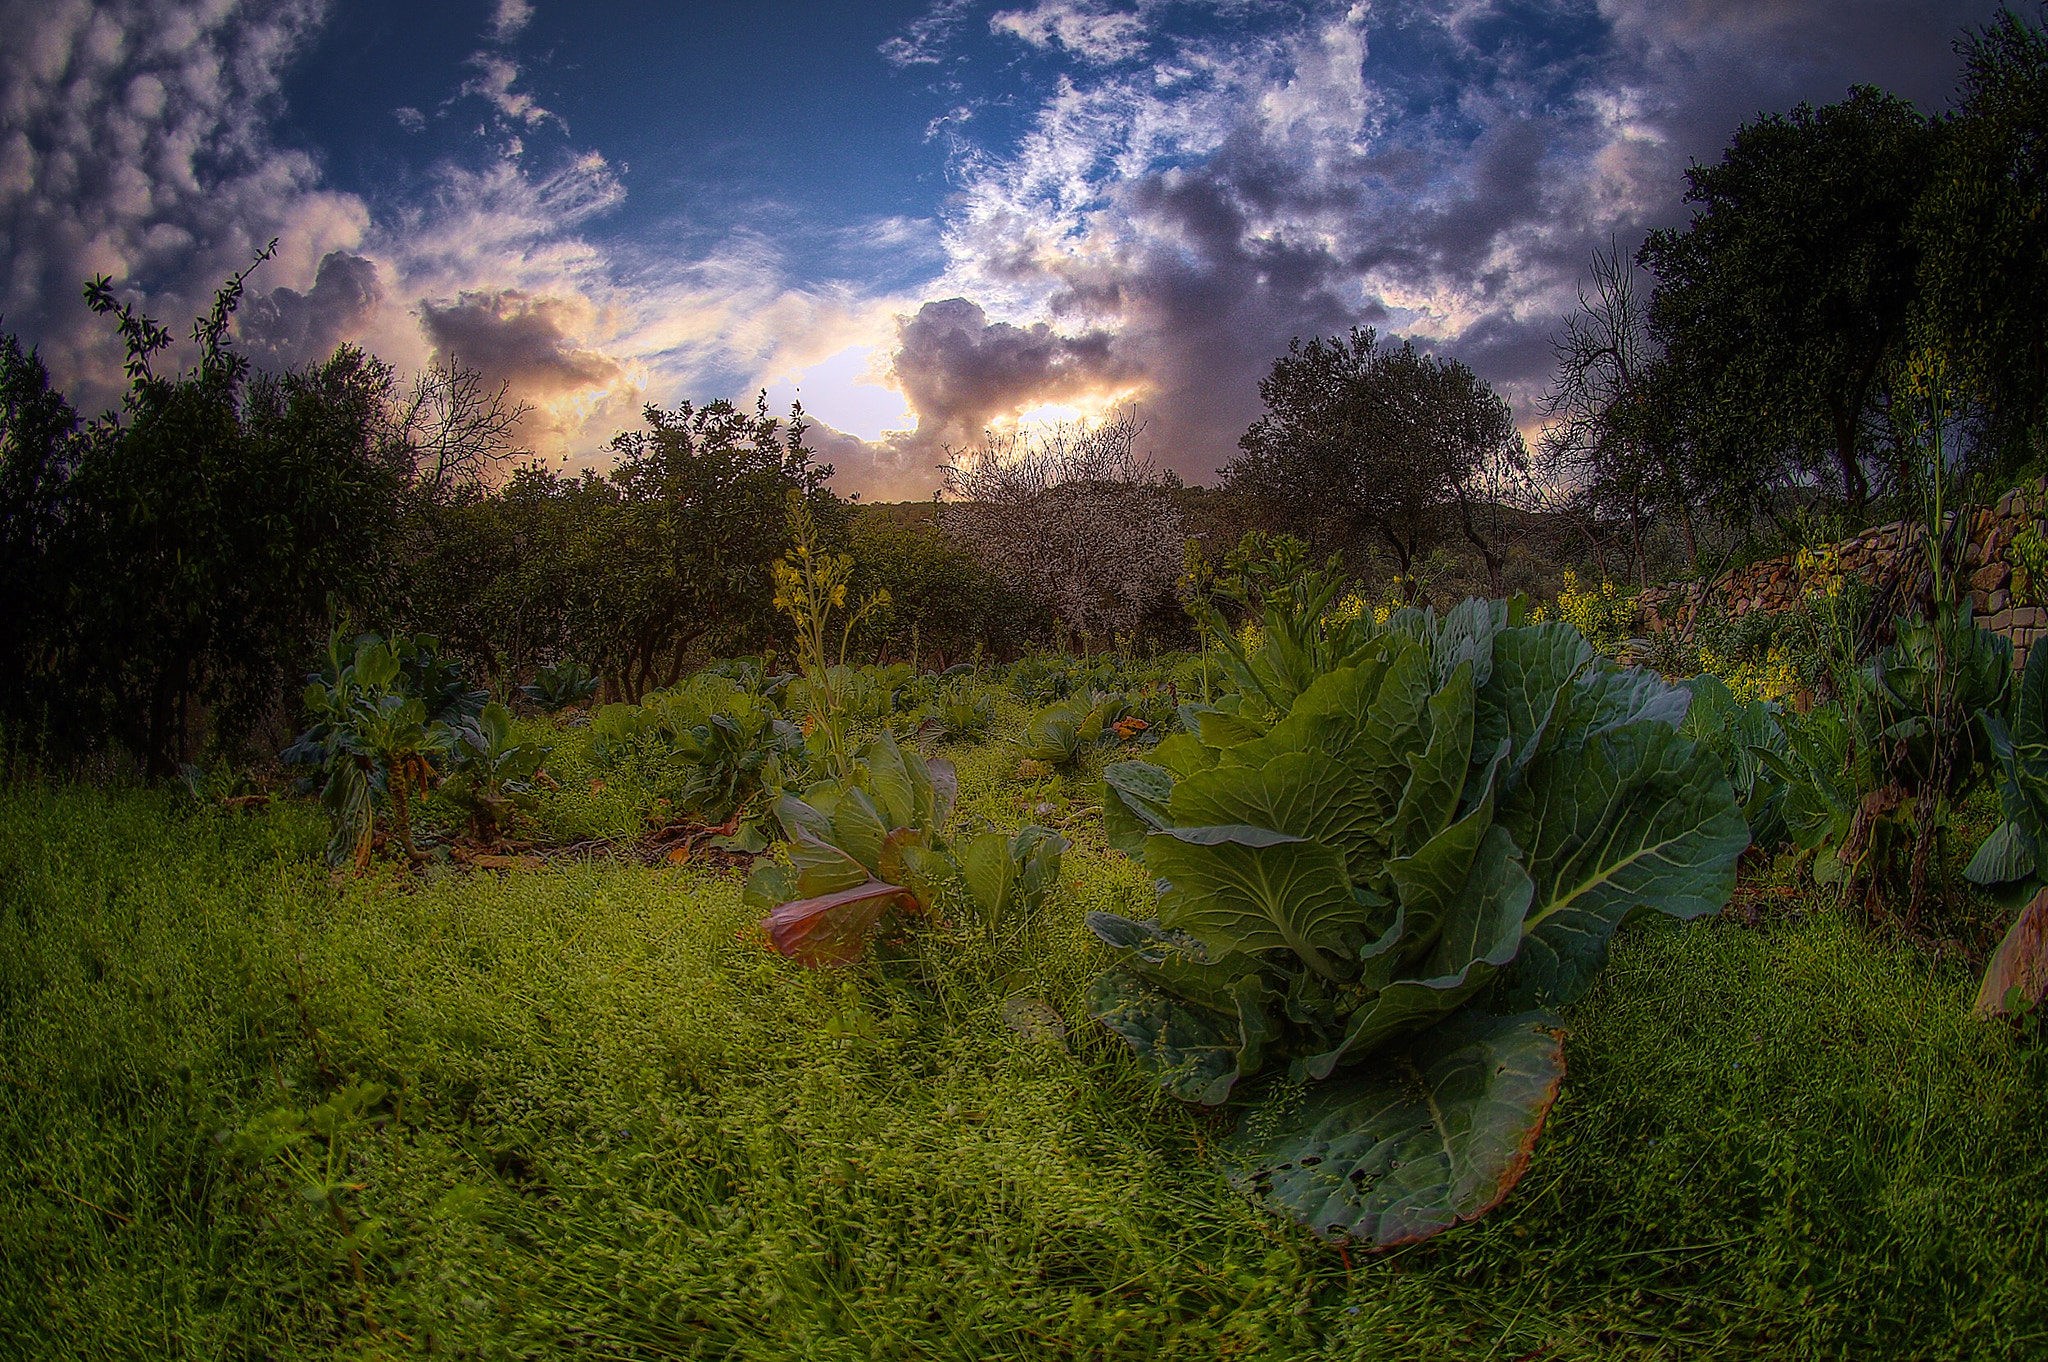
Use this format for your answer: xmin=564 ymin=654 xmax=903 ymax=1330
xmin=3 ymin=8 xmax=2041 ymax=777
xmin=0 ymin=269 xmax=1043 ymax=778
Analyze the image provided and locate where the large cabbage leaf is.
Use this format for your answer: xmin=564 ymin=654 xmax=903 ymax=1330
xmin=1224 ymin=1009 xmax=1566 ymax=1248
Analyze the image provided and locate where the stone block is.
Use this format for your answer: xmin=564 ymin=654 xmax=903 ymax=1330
xmin=1975 ymin=561 xmax=2012 ymax=593
xmin=1991 ymin=589 xmax=2013 ymax=614
xmin=1987 ymin=609 xmax=2018 ymax=633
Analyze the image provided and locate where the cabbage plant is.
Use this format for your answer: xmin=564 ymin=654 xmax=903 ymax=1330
xmin=744 ymin=731 xmax=1063 ymax=966
xmin=1094 ymin=598 xmax=1746 ymax=1248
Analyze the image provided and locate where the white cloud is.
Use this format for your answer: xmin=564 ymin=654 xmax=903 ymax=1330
xmin=489 ymin=0 xmax=535 ymax=43
xmin=991 ymin=1 xmax=1150 ymax=64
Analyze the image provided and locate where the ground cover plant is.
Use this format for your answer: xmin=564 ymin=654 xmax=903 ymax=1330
xmin=2 ymin=771 xmax=2045 ymax=1360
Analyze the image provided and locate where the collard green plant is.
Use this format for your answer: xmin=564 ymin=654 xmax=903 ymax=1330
xmin=1092 ymin=598 xmax=1746 ymax=1248
xmin=283 ymin=627 xmax=480 ymax=867
xmin=439 ymin=702 xmax=551 ymax=842
xmin=1765 ymin=602 xmax=2009 ymax=915
xmin=1968 ymin=643 xmax=2048 ymax=905
xmin=520 ymin=660 xmax=599 ymax=712
xmin=1018 ymin=690 xmax=1162 ymax=768
xmin=743 ymin=731 xmax=1064 ymax=966
xmin=923 ymin=680 xmax=996 ymax=743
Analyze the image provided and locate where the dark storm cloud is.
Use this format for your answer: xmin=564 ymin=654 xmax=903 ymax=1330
xmin=239 ymin=250 xmax=385 ymax=370
xmin=888 ymin=297 xmax=1135 ymax=451
xmin=419 ymin=288 xmax=623 ymax=397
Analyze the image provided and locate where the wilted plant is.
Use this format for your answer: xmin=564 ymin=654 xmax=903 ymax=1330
xmin=1094 ymin=597 xmax=1745 ymax=1249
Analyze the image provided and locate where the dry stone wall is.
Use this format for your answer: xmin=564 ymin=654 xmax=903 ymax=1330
xmin=1636 ymin=480 xmax=2048 ymax=672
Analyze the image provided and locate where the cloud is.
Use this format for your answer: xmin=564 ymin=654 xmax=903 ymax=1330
xmin=854 ymin=0 xmax=2010 ymax=493
xmin=419 ymin=287 xmax=626 ymax=401
xmin=489 ymin=0 xmax=535 ymax=44
xmin=888 ymin=297 xmax=1135 ymax=450
xmin=991 ymin=1 xmax=1150 ymax=65
xmin=240 ymin=249 xmax=385 ymax=370
xmin=881 ymin=0 xmax=976 ymax=67
xmin=0 ymin=0 xmax=366 ymax=414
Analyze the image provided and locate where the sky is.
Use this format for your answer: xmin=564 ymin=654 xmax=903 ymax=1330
xmin=0 ymin=0 xmax=2020 ymax=500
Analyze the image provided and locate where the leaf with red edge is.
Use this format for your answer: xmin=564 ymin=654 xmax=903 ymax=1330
xmin=1223 ymin=1009 xmax=1565 ymax=1249
xmin=1975 ymin=885 xmax=2048 ymax=1018
xmin=761 ymin=880 xmax=915 ymax=967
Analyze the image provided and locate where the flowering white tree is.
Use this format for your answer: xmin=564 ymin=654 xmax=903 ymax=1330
xmin=939 ymin=415 xmax=1184 ymax=648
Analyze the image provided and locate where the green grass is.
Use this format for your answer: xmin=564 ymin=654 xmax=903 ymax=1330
xmin=1 ymin=777 xmax=2044 ymax=1360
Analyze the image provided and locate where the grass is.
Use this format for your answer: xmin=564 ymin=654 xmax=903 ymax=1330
xmin=2 ymin=757 xmax=2045 ymax=1358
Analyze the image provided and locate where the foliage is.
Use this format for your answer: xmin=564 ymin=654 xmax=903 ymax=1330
xmin=437 ymin=702 xmax=552 ymax=843
xmin=775 ymin=495 xmax=890 ymax=780
xmin=1016 ymin=687 xmax=1171 ymax=768
xmin=1914 ymin=7 xmax=2048 ymax=471
xmin=0 ymin=257 xmax=414 ymax=774
xmin=1767 ymin=603 xmax=2011 ymax=917
xmin=1539 ymin=241 xmax=1702 ymax=583
xmin=1093 ymin=598 xmax=1747 ymax=1246
xmin=6 ymin=764 xmax=2048 ymax=1356
xmin=1968 ymin=643 xmax=2048 ymax=905
xmin=589 ymin=672 xmax=808 ymax=828
xmin=939 ymin=415 xmax=1183 ymax=648
xmin=922 ymin=679 xmax=997 ymax=743
xmin=1222 ymin=329 xmax=1529 ymax=592
xmin=1681 ymin=674 xmax=1791 ymax=850
xmin=844 ymin=509 xmax=1042 ymax=667
xmin=741 ymin=730 xmax=1065 ymax=965
xmin=1640 ymin=87 xmax=1934 ymax=518
xmin=1549 ymin=570 xmax=1639 ymax=657
xmin=519 ymin=660 xmax=599 ymax=712
xmin=281 ymin=626 xmax=490 ymax=867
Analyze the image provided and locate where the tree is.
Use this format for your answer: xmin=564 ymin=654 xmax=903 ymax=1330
xmin=1640 ymin=87 xmax=1936 ymax=519
xmin=1540 ymin=241 xmax=1700 ymax=584
xmin=1915 ymin=5 xmax=2048 ymax=471
xmin=1 ymin=250 xmax=413 ymax=775
xmin=1222 ymin=329 xmax=1527 ymax=597
xmin=597 ymin=396 xmax=831 ymax=697
xmin=844 ymin=508 xmax=1043 ymax=667
xmin=938 ymin=415 xmax=1183 ymax=649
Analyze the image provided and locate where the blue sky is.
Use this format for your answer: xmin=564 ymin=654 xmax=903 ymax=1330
xmin=0 ymin=0 xmax=2016 ymax=497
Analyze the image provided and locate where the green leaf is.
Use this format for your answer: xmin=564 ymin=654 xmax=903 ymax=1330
xmin=829 ymin=787 xmax=891 ymax=877
xmin=1224 ymin=658 xmax=1388 ymax=769
xmin=1168 ymin=751 xmax=1375 ymax=860
xmin=1103 ymin=761 xmax=1176 ymax=858
xmin=1965 ymin=819 xmax=2036 ymax=886
xmin=1386 ymin=661 xmax=1477 ymax=859
xmin=1501 ymin=720 xmax=1748 ymax=1008
xmin=1307 ymin=825 xmax=1532 ymax=1077
xmin=957 ymin=830 xmax=1017 ymax=920
xmin=1088 ymin=968 xmax=1241 ymax=1103
xmin=1476 ymin=623 xmax=1592 ymax=780
xmin=1147 ymin=826 xmax=1369 ymax=980
xmin=1434 ymin=597 xmax=1504 ymax=690
xmin=1223 ymin=1009 xmax=1566 ymax=1248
